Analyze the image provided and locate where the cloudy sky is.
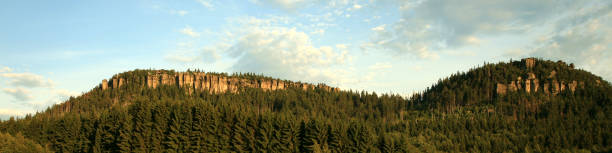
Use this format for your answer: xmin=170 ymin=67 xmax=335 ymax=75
xmin=1 ymin=0 xmax=610 ymax=118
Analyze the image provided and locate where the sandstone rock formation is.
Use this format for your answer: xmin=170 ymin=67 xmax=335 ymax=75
xmin=523 ymin=58 xmax=535 ymax=69
xmin=496 ymin=59 xmax=582 ymax=96
xmin=496 ymin=83 xmax=507 ymax=95
xmin=99 ymin=77 xmax=126 ymax=90
xmin=101 ymin=70 xmax=341 ymax=94
xmin=101 ymin=79 xmax=108 ymax=90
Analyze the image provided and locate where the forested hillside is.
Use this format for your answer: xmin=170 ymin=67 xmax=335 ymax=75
xmin=0 ymin=58 xmax=610 ymax=153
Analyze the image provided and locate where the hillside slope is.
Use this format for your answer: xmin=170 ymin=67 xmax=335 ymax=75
xmin=0 ymin=58 xmax=610 ymax=153
xmin=412 ymin=58 xmax=610 ymax=110
xmin=45 ymin=69 xmax=340 ymax=116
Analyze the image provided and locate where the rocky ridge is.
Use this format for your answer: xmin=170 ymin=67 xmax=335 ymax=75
xmin=100 ymin=70 xmax=340 ymax=94
xmin=496 ymin=58 xmax=584 ymax=95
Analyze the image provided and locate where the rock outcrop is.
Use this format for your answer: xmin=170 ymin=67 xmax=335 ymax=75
xmin=100 ymin=77 xmax=126 ymax=90
xmin=523 ymin=58 xmax=536 ymax=69
xmin=497 ymin=78 xmax=580 ymax=96
xmin=100 ymin=71 xmax=341 ymax=94
xmin=101 ymin=79 xmax=108 ymax=90
xmin=496 ymin=84 xmax=507 ymax=95
xmin=496 ymin=59 xmax=583 ymax=96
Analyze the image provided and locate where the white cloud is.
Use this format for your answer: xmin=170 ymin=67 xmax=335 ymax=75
xmin=227 ymin=26 xmax=349 ymax=83
xmin=368 ymin=62 xmax=392 ymax=70
xmin=253 ymin=0 xmax=317 ymax=11
xmin=410 ymin=65 xmax=423 ymax=71
xmin=443 ymin=50 xmax=477 ymax=57
xmin=2 ymin=87 xmax=33 ymax=101
xmin=353 ymin=4 xmax=362 ymax=9
xmin=180 ymin=26 xmax=200 ymax=37
xmin=196 ymin=0 xmax=214 ymax=9
xmin=371 ymin=24 xmax=385 ymax=31
xmin=529 ymin=4 xmax=612 ymax=80
xmin=54 ymin=89 xmax=80 ymax=99
xmin=42 ymin=89 xmax=81 ymax=106
xmin=166 ymin=16 xmax=353 ymax=85
xmin=311 ymin=29 xmax=325 ymax=35
xmin=0 ymin=72 xmax=54 ymax=88
xmin=0 ymin=66 xmax=11 ymax=73
xmin=365 ymin=18 xmax=441 ymax=60
xmin=0 ymin=68 xmax=80 ymax=118
xmin=170 ymin=10 xmax=189 ymax=16
xmin=492 ymin=1 xmax=612 ymax=80
xmin=463 ymin=36 xmax=481 ymax=45
xmin=0 ymin=109 xmax=36 ymax=120
xmin=22 ymin=89 xmax=81 ymax=111
xmin=366 ymin=0 xmax=576 ymax=59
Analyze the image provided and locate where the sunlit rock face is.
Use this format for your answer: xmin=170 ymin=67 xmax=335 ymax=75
xmin=496 ymin=59 xmax=587 ymax=96
xmin=100 ymin=70 xmax=340 ymax=94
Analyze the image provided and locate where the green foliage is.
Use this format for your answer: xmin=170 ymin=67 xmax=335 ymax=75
xmin=0 ymin=59 xmax=610 ymax=152
xmin=0 ymin=132 xmax=52 ymax=153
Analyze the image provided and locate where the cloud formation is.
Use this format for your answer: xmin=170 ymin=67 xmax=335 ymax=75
xmin=368 ymin=62 xmax=392 ymax=70
xmin=0 ymin=72 xmax=54 ymax=88
xmin=0 ymin=66 xmax=11 ymax=73
xmin=0 ymin=68 xmax=80 ymax=117
xmin=366 ymin=0 xmax=571 ymax=59
xmin=529 ymin=1 xmax=612 ymax=80
xmin=252 ymin=0 xmax=317 ymax=11
xmin=196 ymin=0 xmax=214 ymax=9
xmin=180 ymin=26 xmax=200 ymax=37
xmin=227 ymin=26 xmax=349 ymax=84
xmin=168 ymin=16 xmax=353 ymax=85
xmin=2 ymin=87 xmax=32 ymax=101
xmin=0 ymin=108 xmax=35 ymax=120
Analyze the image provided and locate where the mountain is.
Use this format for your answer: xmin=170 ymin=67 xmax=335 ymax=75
xmin=0 ymin=58 xmax=610 ymax=153
xmin=46 ymin=70 xmax=339 ymax=116
xmin=411 ymin=58 xmax=610 ymax=110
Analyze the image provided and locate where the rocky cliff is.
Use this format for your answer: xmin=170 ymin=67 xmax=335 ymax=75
xmin=496 ymin=58 xmax=585 ymax=95
xmin=100 ymin=70 xmax=340 ymax=94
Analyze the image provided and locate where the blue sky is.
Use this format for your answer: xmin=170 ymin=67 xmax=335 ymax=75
xmin=1 ymin=0 xmax=611 ymax=118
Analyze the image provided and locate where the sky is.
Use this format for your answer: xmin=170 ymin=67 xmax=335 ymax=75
xmin=0 ymin=0 xmax=611 ymax=119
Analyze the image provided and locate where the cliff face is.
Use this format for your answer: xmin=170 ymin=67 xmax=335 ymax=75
xmin=100 ymin=71 xmax=340 ymax=94
xmin=496 ymin=58 xmax=584 ymax=95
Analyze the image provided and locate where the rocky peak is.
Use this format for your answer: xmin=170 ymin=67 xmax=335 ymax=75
xmin=100 ymin=70 xmax=341 ymax=94
xmin=522 ymin=58 xmax=536 ymax=69
xmin=100 ymin=77 xmax=126 ymax=90
xmin=496 ymin=58 xmax=584 ymax=96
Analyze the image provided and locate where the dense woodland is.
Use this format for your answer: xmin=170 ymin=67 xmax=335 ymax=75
xmin=1 ymin=58 xmax=611 ymax=153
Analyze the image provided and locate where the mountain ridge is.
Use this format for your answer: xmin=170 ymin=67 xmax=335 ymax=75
xmin=99 ymin=70 xmax=340 ymax=94
xmin=33 ymin=57 xmax=612 ymax=116
xmin=409 ymin=57 xmax=610 ymax=110
xmin=1 ymin=57 xmax=610 ymax=153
